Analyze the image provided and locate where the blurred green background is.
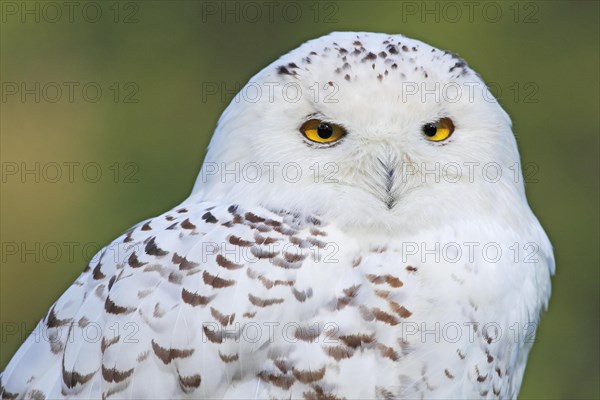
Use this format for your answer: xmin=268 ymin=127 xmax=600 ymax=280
xmin=1 ymin=1 xmax=598 ymax=398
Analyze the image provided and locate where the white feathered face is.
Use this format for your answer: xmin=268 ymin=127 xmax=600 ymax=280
xmin=196 ymin=32 xmax=524 ymax=230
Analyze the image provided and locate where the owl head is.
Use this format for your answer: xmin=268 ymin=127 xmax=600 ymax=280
xmin=193 ymin=32 xmax=528 ymax=231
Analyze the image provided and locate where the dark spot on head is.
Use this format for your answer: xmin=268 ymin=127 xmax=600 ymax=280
xmin=362 ymin=52 xmax=377 ymax=62
xmin=378 ymin=51 xmax=387 ymax=58
xmin=391 ymin=63 xmax=398 ymax=69
xmin=344 ymin=74 xmax=351 ymax=81
xmin=338 ymin=47 xmax=348 ymax=54
xmin=412 ymin=46 xmax=418 ymax=51
xmin=449 ymin=61 xmax=467 ymax=73
xmin=277 ymin=65 xmax=292 ymax=75
xmin=202 ymin=212 xmax=217 ymax=224
xmin=353 ymin=40 xmax=362 ymax=46
xmin=288 ymin=62 xmax=298 ymax=69
xmin=402 ymin=45 xmax=409 ymax=52
xmin=445 ymin=50 xmax=464 ymax=61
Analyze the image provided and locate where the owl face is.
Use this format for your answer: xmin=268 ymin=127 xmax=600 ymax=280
xmin=195 ymin=32 xmax=524 ymax=230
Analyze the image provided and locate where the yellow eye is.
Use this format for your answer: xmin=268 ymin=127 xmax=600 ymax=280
xmin=300 ymin=119 xmax=346 ymax=144
xmin=422 ymin=117 xmax=455 ymax=142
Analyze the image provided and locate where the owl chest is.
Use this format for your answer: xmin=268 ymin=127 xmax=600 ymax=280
xmin=199 ymin=231 xmax=525 ymax=397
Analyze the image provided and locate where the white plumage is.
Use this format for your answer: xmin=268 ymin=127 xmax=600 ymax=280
xmin=1 ymin=32 xmax=553 ymax=399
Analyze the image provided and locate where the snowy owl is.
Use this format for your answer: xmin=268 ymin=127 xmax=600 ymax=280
xmin=1 ymin=32 xmax=553 ymax=399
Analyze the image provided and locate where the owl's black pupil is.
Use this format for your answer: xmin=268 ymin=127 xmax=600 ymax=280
xmin=317 ymin=123 xmax=333 ymax=139
xmin=423 ymin=123 xmax=438 ymax=137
